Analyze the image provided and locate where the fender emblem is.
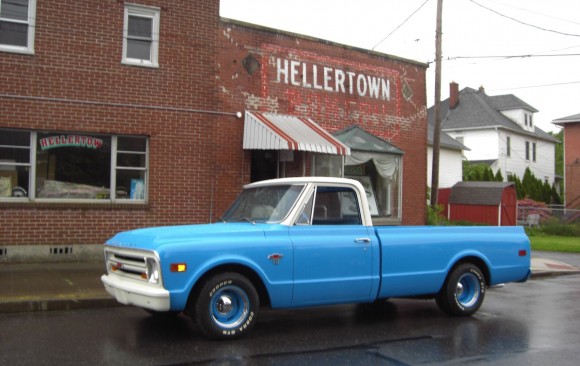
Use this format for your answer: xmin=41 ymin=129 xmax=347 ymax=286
xmin=268 ymin=253 xmax=284 ymax=265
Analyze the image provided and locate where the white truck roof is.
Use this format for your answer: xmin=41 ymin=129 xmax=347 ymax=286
xmin=244 ymin=177 xmax=373 ymax=226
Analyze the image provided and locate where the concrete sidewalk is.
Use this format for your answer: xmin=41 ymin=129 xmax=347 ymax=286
xmin=1 ymin=254 xmax=579 ymax=314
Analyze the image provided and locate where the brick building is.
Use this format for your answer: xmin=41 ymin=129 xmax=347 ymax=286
xmin=0 ymin=0 xmax=427 ymax=262
xmin=553 ymin=113 xmax=580 ymax=209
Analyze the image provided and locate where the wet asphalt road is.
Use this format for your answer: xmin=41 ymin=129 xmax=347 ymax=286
xmin=2 ymin=274 xmax=580 ymax=365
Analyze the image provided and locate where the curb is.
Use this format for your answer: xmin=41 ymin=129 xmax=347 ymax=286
xmin=0 ymin=295 xmax=120 ymax=314
xmin=530 ymin=270 xmax=580 ymax=279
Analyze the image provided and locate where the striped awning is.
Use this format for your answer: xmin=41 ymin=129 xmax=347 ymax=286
xmin=243 ymin=112 xmax=350 ymax=156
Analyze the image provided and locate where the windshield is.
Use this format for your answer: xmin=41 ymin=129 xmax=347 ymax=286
xmin=221 ymin=184 xmax=305 ymax=223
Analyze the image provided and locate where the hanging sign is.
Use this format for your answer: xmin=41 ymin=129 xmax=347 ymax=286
xmin=39 ymin=135 xmax=104 ymax=150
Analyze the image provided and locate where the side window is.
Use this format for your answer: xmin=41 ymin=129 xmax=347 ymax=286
xmin=122 ymin=4 xmax=160 ymax=67
xmin=0 ymin=0 xmax=36 ymax=54
xmin=311 ymin=187 xmax=362 ymax=225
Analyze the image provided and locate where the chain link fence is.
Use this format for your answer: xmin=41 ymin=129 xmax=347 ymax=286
xmin=518 ymin=205 xmax=580 ymax=226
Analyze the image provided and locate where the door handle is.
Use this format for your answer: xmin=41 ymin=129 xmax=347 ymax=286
xmin=355 ymin=237 xmax=371 ymax=243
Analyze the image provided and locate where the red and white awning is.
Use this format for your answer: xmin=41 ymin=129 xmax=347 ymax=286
xmin=243 ymin=112 xmax=350 ymax=156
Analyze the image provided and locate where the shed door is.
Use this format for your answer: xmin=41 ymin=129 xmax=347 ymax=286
xmin=501 ymin=188 xmax=517 ymax=226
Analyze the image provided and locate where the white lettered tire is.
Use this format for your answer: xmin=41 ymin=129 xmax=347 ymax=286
xmin=195 ymin=272 xmax=259 ymax=339
xmin=436 ymin=263 xmax=486 ymax=316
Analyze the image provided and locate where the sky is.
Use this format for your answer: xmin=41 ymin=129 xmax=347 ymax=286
xmin=220 ymin=0 xmax=580 ymax=133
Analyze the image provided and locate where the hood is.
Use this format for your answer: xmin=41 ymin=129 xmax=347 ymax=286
xmin=105 ymin=222 xmax=267 ymax=252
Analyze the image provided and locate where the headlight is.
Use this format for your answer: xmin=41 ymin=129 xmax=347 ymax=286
xmin=145 ymin=257 xmax=160 ymax=284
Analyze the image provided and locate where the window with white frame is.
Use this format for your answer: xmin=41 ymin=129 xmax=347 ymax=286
xmin=0 ymin=129 xmax=148 ymax=201
xmin=506 ymin=136 xmax=511 ymax=157
xmin=0 ymin=0 xmax=36 ymax=54
xmin=122 ymin=4 xmax=160 ymax=67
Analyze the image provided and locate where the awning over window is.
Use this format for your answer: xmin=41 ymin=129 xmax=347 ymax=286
xmin=243 ymin=112 xmax=350 ymax=156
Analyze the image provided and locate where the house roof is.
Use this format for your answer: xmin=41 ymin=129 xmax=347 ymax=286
xmin=427 ymin=87 xmax=558 ymax=143
xmin=449 ymin=181 xmax=515 ymax=206
xmin=489 ymin=94 xmax=538 ymax=113
xmin=427 ymin=123 xmax=470 ymax=151
xmin=553 ymin=113 xmax=580 ymax=125
xmin=333 ymin=125 xmax=404 ymax=154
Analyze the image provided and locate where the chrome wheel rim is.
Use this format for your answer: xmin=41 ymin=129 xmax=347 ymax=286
xmin=210 ymin=285 xmax=249 ymax=329
xmin=455 ymin=272 xmax=481 ymax=308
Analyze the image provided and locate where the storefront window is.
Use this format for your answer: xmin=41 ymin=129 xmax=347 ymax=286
xmin=115 ymin=136 xmax=148 ymax=199
xmin=313 ymin=152 xmax=402 ymax=223
xmin=36 ymin=133 xmax=112 ymax=199
xmin=344 ymin=154 xmax=401 ymax=223
xmin=0 ymin=129 xmax=148 ymax=202
xmin=0 ymin=129 xmax=31 ymax=197
xmin=313 ymin=154 xmax=343 ymax=177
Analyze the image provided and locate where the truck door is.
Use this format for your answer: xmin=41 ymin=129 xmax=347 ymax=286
xmin=289 ymin=186 xmax=375 ymax=306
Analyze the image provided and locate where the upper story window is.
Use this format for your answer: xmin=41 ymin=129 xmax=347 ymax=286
xmin=525 ymin=141 xmax=530 ymax=161
xmin=523 ymin=112 xmax=534 ymax=132
xmin=506 ymin=136 xmax=511 ymax=157
xmin=122 ymin=4 xmax=160 ymax=68
xmin=0 ymin=129 xmax=148 ymax=202
xmin=0 ymin=0 xmax=36 ymax=54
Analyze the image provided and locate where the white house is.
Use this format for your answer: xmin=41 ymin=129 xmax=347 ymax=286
xmin=428 ymin=83 xmax=557 ymax=184
xmin=426 ymin=122 xmax=468 ymax=188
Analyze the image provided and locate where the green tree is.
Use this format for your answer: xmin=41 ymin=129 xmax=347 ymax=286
xmin=511 ymin=168 xmax=562 ymax=204
xmin=549 ymin=129 xmax=564 ymax=177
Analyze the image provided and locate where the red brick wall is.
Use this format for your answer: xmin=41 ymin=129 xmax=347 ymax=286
xmin=0 ymin=0 xmax=222 ymax=247
xmin=0 ymin=3 xmax=428 ymax=252
xmin=216 ymin=20 xmax=428 ymax=225
xmin=563 ymin=123 xmax=580 ymax=208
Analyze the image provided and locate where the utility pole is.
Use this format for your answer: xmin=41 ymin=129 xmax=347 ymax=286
xmin=430 ymin=0 xmax=444 ymax=208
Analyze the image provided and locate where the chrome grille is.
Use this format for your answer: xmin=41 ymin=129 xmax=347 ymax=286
xmin=105 ymin=247 xmax=150 ymax=281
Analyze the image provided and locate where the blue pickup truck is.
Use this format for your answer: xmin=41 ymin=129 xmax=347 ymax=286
xmin=101 ymin=177 xmax=531 ymax=338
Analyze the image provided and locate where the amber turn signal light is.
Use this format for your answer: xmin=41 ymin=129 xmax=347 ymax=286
xmin=170 ymin=263 xmax=187 ymax=272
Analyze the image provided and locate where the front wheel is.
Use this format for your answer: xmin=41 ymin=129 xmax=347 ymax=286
xmin=436 ymin=263 xmax=485 ymax=316
xmin=195 ymin=272 xmax=259 ymax=339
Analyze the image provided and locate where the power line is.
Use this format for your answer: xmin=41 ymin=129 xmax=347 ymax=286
xmin=490 ymin=81 xmax=580 ymax=91
xmin=480 ymin=0 xmax=580 ymax=27
xmin=469 ymin=0 xmax=580 ymax=38
xmin=423 ymin=52 xmax=580 ymax=64
xmin=446 ymin=53 xmax=580 ymax=60
xmin=371 ymin=0 xmax=430 ymax=50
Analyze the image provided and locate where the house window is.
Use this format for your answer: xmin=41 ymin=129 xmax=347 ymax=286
xmin=122 ymin=4 xmax=160 ymax=67
xmin=524 ymin=114 xmax=528 ymax=127
xmin=0 ymin=129 xmax=148 ymax=201
xmin=532 ymin=142 xmax=536 ymax=162
xmin=0 ymin=0 xmax=36 ymax=54
xmin=506 ymin=136 xmax=511 ymax=157
xmin=525 ymin=141 xmax=530 ymax=161
xmin=529 ymin=114 xmax=533 ymax=128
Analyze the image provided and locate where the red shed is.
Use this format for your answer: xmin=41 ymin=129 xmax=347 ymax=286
xmin=443 ymin=182 xmax=517 ymax=226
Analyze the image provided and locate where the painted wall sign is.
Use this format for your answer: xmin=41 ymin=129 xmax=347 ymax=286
xmin=275 ymin=57 xmax=391 ymax=101
xmin=39 ymin=135 xmax=104 ymax=150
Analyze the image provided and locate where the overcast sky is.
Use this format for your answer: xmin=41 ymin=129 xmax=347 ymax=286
xmin=220 ymin=0 xmax=580 ymax=133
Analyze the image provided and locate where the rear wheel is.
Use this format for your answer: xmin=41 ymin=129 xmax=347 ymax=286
xmin=195 ymin=272 xmax=259 ymax=339
xmin=436 ymin=263 xmax=485 ymax=316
